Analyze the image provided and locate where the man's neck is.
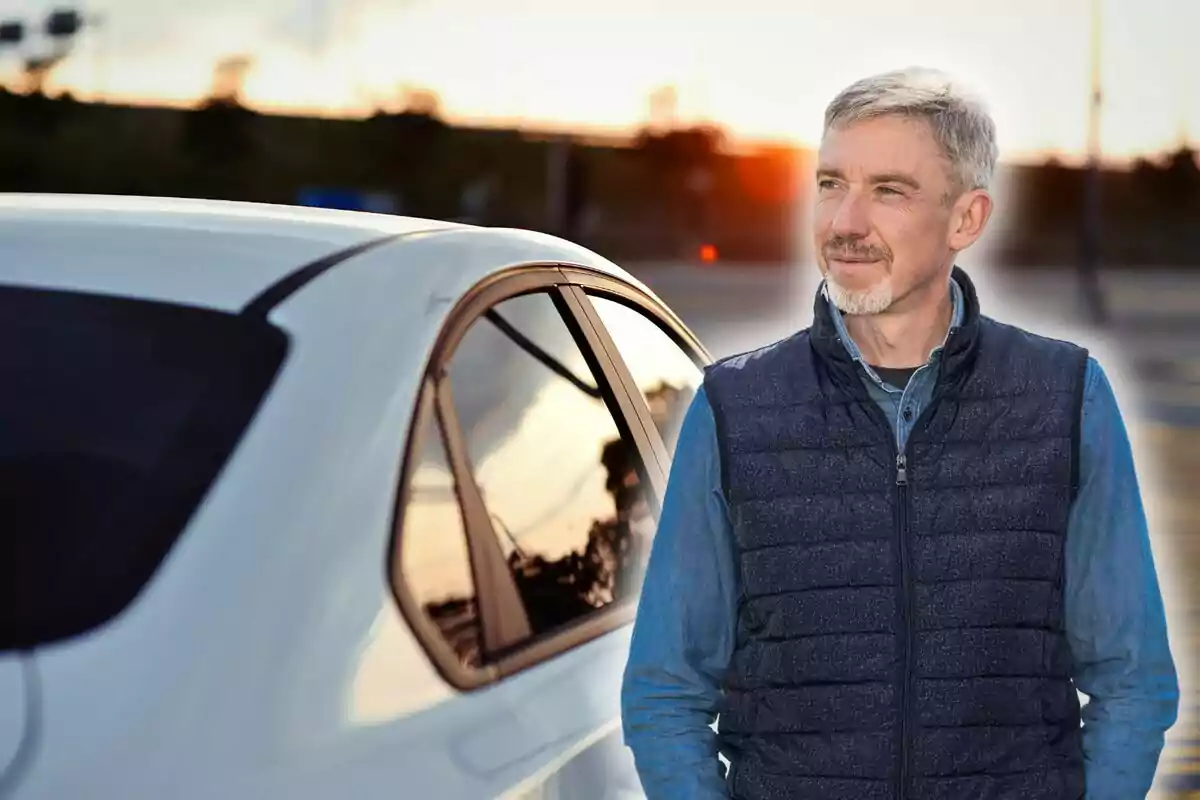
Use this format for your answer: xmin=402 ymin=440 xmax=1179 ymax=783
xmin=841 ymin=283 xmax=955 ymax=369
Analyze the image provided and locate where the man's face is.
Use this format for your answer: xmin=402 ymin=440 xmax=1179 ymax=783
xmin=813 ymin=115 xmax=982 ymax=315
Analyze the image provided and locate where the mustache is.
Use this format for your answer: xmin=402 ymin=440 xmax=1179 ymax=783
xmin=823 ymin=237 xmax=891 ymax=262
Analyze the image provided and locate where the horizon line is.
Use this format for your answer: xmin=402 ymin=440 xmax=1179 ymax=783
xmin=8 ymin=84 xmax=1195 ymax=170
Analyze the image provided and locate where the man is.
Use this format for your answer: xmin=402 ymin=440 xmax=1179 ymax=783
xmin=621 ymin=67 xmax=1179 ymax=800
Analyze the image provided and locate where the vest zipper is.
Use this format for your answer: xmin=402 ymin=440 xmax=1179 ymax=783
xmin=854 ymin=359 xmax=955 ymax=800
xmin=895 ymin=453 xmax=913 ymax=800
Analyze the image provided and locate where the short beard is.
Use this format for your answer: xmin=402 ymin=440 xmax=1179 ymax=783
xmin=826 ymin=276 xmax=894 ymax=316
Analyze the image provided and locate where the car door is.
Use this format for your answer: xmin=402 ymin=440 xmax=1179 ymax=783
xmin=391 ymin=265 xmax=708 ymax=798
xmin=502 ymin=269 xmax=711 ymax=797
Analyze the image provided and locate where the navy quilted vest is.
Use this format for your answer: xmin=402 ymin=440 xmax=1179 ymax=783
xmin=703 ymin=269 xmax=1090 ymax=800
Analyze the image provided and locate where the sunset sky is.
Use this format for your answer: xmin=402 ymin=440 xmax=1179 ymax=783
xmin=4 ymin=0 xmax=1199 ymax=160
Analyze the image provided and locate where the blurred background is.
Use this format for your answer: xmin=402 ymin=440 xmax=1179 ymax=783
xmin=3 ymin=0 xmax=1200 ymax=794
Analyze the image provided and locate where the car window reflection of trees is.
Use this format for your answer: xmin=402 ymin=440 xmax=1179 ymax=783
xmin=416 ymin=303 xmax=693 ymax=666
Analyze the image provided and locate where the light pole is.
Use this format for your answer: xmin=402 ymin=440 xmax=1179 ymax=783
xmin=1079 ymin=0 xmax=1108 ymax=324
xmin=88 ymin=12 xmax=105 ymax=103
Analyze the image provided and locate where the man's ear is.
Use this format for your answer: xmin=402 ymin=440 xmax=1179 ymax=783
xmin=948 ymin=189 xmax=993 ymax=251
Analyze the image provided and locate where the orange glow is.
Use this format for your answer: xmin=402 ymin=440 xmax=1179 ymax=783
xmin=699 ymin=244 xmax=719 ymax=263
xmin=736 ymin=150 xmax=801 ymax=204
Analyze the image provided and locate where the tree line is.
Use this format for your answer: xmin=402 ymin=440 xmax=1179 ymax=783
xmin=1 ymin=84 xmax=1198 ymax=268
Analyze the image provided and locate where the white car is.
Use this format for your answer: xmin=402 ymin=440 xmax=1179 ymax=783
xmin=0 ymin=194 xmax=712 ymax=799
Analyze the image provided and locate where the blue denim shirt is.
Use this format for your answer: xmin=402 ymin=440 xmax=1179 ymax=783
xmin=621 ymin=279 xmax=1180 ymax=799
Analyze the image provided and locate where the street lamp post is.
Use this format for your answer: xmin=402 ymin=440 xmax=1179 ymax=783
xmin=1080 ymin=0 xmax=1108 ymax=324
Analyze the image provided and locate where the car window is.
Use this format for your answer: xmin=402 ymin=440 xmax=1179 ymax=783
xmin=446 ymin=292 xmax=655 ymax=640
xmin=399 ymin=411 xmax=482 ymax=669
xmin=586 ymin=294 xmax=703 ymax=457
xmin=0 ymin=285 xmax=287 ymax=652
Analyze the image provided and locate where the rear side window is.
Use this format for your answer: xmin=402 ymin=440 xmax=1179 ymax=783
xmin=446 ymin=292 xmax=655 ymax=636
xmin=399 ymin=410 xmax=482 ymax=670
xmin=0 ymin=286 xmax=288 ymax=651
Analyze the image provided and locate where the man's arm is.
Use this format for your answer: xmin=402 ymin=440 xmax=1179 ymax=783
xmin=621 ymin=385 xmax=739 ymax=799
xmin=1066 ymin=357 xmax=1181 ymax=798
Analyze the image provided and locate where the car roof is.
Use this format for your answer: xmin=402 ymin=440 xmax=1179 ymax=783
xmin=0 ymin=194 xmax=646 ymax=312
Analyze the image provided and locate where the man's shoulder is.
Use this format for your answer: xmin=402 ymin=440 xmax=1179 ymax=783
xmin=979 ymin=315 xmax=1090 ymax=360
xmin=702 ymin=328 xmax=817 ymax=407
xmin=705 ymin=328 xmax=814 ymax=377
xmin=975 ymin=316 xmax=1092 ymax=403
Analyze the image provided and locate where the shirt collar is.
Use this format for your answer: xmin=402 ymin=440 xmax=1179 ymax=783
xmin=821 ymin=276 xmax=965 ymax=368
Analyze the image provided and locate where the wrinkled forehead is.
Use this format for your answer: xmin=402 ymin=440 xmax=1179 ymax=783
xmin=817 ymin=115 xmax=954 ymax=185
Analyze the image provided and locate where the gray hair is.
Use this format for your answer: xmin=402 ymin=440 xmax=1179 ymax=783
xmin=823 ymin=66 xmax=998 ymax=193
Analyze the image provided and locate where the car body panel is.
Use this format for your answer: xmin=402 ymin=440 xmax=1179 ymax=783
xmin=0 ymin=195 xmax=688 ymax=799
xmin=0 ymin=194 xmax=458 ymax=311
xmin=0 ymin=656 xmax=29 ymax=787
xmin=0 ymin=194 xmax=662 ymax=317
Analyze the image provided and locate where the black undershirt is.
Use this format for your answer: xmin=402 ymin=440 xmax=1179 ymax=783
xmin=870 ymin=365 xmax=919 ymax=391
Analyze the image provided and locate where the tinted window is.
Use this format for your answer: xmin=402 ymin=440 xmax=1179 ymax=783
xmin=398 ymin=412 xmax=481 ymax=669
xmin=0 ymin=286 xmax=287 ymax=651
xmin=587 ymin=295 xmax=703 ymax=456
xmin=447 ymin=292 xmax=655 ymax=639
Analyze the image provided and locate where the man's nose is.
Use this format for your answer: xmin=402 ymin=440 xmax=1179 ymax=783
xmin=830 ymin=191 xmax=870 ymax=237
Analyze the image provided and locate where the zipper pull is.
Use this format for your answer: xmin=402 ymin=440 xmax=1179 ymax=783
xmin=896 ymin=454 xmax=908 ymax=485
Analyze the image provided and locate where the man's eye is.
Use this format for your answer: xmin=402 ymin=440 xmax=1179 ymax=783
xmin=877 ymin=186 xmax=903 ymax=196
xmin=818 ymin=179 xmax=838 ymax=190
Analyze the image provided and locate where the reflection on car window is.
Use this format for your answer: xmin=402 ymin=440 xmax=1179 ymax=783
xmin=447 ymin=292 xmax=654 ymax=639
xmin=587 ymin=295 xmax=702 ymax=457
xmin=399 ymin=413 xmax=481 ymax=669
